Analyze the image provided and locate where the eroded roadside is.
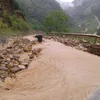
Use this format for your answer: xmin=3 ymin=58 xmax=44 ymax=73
xmin=0 ymin=36 xmax=42 ymax=86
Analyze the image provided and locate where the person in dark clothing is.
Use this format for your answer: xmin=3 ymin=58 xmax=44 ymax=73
xmin=35 ymin=35 xmax=43 ymax=43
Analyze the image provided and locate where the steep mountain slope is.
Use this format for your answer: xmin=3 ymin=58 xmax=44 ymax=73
xmin=64 ymin=0 xmax=100 ymax=33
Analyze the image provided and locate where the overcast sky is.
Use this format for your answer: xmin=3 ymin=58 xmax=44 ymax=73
xmin=57 ymin=0 xmax=74 ymax=3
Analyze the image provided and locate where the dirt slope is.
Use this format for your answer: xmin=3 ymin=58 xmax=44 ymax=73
xmin=0 ymin=36 xmax=100 ymax=100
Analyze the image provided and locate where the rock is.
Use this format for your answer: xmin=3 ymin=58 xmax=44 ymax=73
xmin=2 ymin=51 xmax=7 ymax=55
xmin=0 ymin=54 xmax=4 ymax=59
xmin=0 ymin=67 xmax=8 ymax=71
xmin=7 ymin=46 xmax=12 ymax=49
xmin=32 ymin=48 xmax=42 ymax=56
xmin=4 ymin=77 xmax=17 ymax=90
xmin=23 ymin=45 xmax=32 ymax=52
xmin=23 ymin=58 xmax=30 ymax=64
xmin=7 ymin=62 xmax=14 ymax=68
xmin=28 ymin=53 xmax=34 ymax=59
xmin=9 ymin=55 xmax=13 ymax=59
xmin=22 ymin=62 xmax=29 ymax=68
xmin=0 ymin=59 xmax=3 ymax=63
xmin=0 ymin=37 xmax=42 ymax=81
xmin=31 ymin=41 xmax=36 ymax=45
xmin=18 ymin=65 xmax=26 ymax=70
xmin=16 ymin=49 xmax=24 ymax=54
xmin=0 ymin=63 xmax=7 ymax=67
xmin=10 ymin=67 xmax=20 ymax=73
xmin=8 ymin=73 xmax=16 ymax=78
xmin=6 ymin=58 xmax=11 ymax=61
xmin=11 ymin=59 xmax=19 ymax=65
xmin=0 ymin=70 xmax=8 ymax=81
xmin=13 ymin=55 xmax=20 ymax=60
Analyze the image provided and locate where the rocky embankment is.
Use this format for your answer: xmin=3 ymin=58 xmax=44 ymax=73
xmin=0 ymin=37 xmax=42 ymax=82
xmin=46 ymin=35 xmax=100 ymax=56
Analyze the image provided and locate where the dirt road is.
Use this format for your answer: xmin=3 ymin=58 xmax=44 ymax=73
xmin=0 ymin=36 xmax=100 ymax=100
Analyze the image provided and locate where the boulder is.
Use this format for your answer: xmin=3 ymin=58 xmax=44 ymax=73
xmin=18 ymin=65 xmax=26 ymax=70
xmin=32 ymin=48 xmax=42 ymax=56
xmin=0 ymin=70 xmax=8 ymax=81
xmin=22 ymin=62 xmax=29 ymax=68
xmin=10 ymin=67 xmax=21 ymax=73
xmin=0 ymin=54 xmax=4 ymax=59
xmin=0 ymin=67 xmax=8 ymax=71
xmin=7 ymin=62 xmax=14 ymax=68
xmin=0 ymin=63 xmax=7 ymax=67
xmin=28 ymin=53 xmax=34 ymax=59
xmin=23 ymin=45 xmax=32 ymax=52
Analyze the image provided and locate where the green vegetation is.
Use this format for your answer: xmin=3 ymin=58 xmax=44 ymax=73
xmin=65 ymin=0 xmax=100 ymax=34
xmin=15 ymin=0 xmax=61 ymax=22
xmin=0 ymin=0 xmax=62 ymax=36
xmin=44 ymin=10 xmax=69 ymax=32
xmin=14 ymin=0 xmax=61 ymax=32
xmin=0 ymin=10 xmax=31 ymax=36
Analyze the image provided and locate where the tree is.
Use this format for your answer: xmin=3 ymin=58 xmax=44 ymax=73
xmin=44 ymin=10 xmax=69 ymax=32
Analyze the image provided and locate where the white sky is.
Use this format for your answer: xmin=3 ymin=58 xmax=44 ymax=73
xmin=57 ymin=0 xmax=74 ymax=2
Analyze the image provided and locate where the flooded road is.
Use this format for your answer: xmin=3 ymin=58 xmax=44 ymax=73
xmin=0 ymin=37 xmax=100 ymax=100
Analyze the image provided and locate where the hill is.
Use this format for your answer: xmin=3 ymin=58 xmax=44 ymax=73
xmin=15 ymin=0 xmax=61 ymax=22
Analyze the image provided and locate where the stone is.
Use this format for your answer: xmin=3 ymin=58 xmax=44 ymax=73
xmin=13 ymin=55 xmax=20 ymax=60
xmin=10 ymin=67 xmax=20 ymax=73
xmin=0 ymin=67 xmax=8 ymax=71
xmin=7 ymin=46 xmax=12 ymax=49
xmin=12 ymin=59 xmax=19 ymax=65
xmin=7 ymin=62 xmax=14 ymax=68
xmin=28 ymin=53 xmax=34 ymax=59
xmin=22 ymin=63 xmax=29 ymax=68
xmin=4 ymin=77 xmax=17 ymax=90
xmin=18 ymin=65 xmax=26 ymax=70
xmin=0 ymin=54 xmax=4 ymax=59
xmin=0 ymin=70 xmax=8 ymax=80
xmin=23 ymin=45 xmax=32 ymax=52
xmin=8 ymin=73 xmax=16 ymax=78
xmin=32 ymin=48 xmax=42 ymax=56
xmin=0 ymin=63 xmax=6 ymax=67
xmin=9 ymin=55 xmax=13 ymax=59
xmin=16 ymin=49 xmax=24 ymax=54
xmin=6 ymin=58 xmax=11 ymax=61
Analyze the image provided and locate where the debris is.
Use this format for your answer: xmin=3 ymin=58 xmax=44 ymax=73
xmin=0 ymin=37 xmax=42 ymax=81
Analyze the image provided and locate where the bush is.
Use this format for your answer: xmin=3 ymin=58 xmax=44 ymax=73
xmin=0 ymin=10 xmax=32 ymax=36
xmin=10 ymin=15 xmax=31 ymax=31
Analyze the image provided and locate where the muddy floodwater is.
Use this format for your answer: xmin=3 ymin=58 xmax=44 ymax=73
xmin=0 ymin=36 xmax=100 ymax=100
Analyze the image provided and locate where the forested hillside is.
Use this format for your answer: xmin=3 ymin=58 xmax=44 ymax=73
xmin=73 ymin=0 xmax=100 ymax=20
xmin=0 ymin=0 xmax=62 ymax=35
xmin=15 ymin=0 xmax=61 ymax=23
xmin=64 ymin=0 xmax=100 ymax=33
